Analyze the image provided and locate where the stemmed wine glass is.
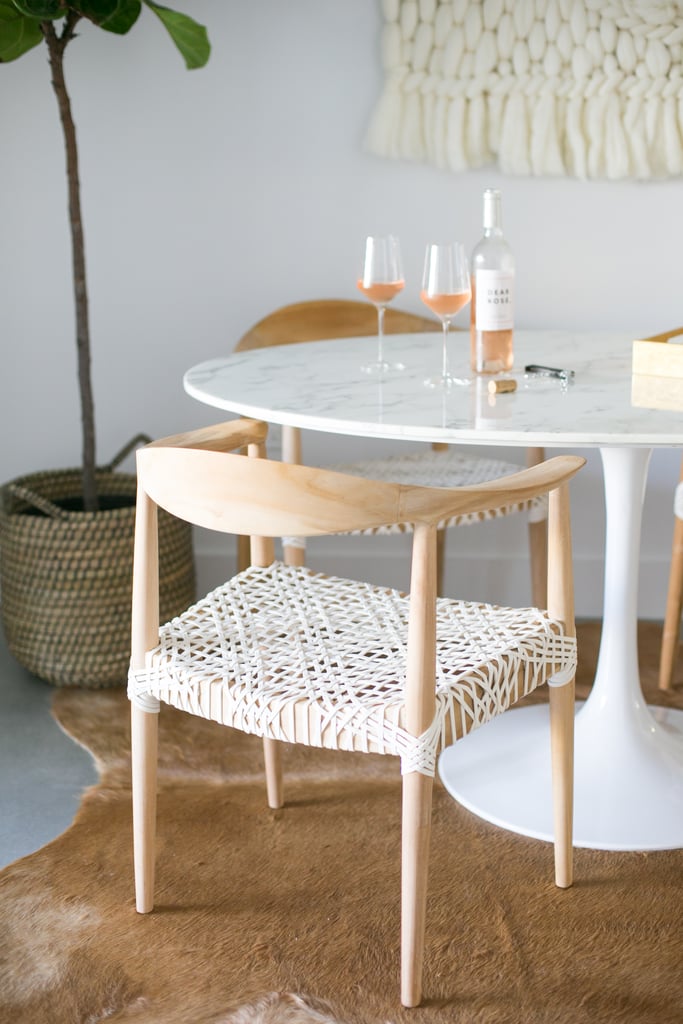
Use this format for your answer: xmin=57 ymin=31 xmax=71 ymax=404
xmin=420 ymin=241 xmax=471 ymax=388
xmin=357 ymin=234 xmax=405 ymax=374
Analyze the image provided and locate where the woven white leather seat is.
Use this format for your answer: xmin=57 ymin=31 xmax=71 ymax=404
xmin=236 ymin=299 xmax=549 ymax=600
xmin=128 ymin=418 xmax=583 ymax=1008
xmin=130 ymin=562 xmax=573 ymax=777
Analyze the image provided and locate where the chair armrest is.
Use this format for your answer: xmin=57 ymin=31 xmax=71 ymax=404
xmin=399 ymin=455 xmax=586 ymax=526
xmin=145 ymin=419 xmax=268 ymax=454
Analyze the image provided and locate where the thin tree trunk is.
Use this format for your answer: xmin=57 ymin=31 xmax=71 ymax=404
xmin=43 ymin=15 xmax=98 ymax=512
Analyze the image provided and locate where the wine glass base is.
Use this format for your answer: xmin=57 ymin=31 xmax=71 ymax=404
xmin=361 ymin=361 xmax=406 ymax=375
xmin=424 ymin=374 xmax=470 ymax=389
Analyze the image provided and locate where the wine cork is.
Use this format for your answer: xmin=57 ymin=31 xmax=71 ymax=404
xmin=487 ymin=378 xmax=517 ymax=394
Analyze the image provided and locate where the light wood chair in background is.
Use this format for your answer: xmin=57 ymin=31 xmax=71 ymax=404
xmin=659 ymin=457 xmax=683 ymax=690
xmin=128 ymin=417 xmax=583 ymax=1007
xmin=235 ymin=299 xmax=548 ymax=603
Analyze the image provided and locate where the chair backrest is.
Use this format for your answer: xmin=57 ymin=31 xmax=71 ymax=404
xmin=235 ymin=299 xmax=438 ymax=352
xmin=136 ymin=420 xmax=584 ymax=544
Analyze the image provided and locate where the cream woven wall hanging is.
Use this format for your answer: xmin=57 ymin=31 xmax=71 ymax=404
xmin=366 ymin=0 xmax=683 ymax=180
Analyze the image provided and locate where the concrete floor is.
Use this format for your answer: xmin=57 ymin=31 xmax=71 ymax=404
xmin=0 ymin=633 xmax=97 ymax=869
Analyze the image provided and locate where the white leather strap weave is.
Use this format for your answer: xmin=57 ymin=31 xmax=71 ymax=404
xmin=128 ymin=563 xmax=576 ymax=777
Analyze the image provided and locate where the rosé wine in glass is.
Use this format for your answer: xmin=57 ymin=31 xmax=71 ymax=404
xmin=357 ymin=235 xmax=405 ymax=374
xmin=419 ymin=290 xmax=471 ymax=319
xmin=421 ymin=242 xmax=471 ymax=388
xmin=357 ymin=280 xmax=405 ymax=306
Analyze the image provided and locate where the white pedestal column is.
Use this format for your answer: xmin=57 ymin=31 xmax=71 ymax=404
xmin=439 ymin=447 xmax=683 ymax=851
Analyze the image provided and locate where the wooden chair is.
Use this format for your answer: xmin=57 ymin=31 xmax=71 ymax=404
xmin=659 ymin=458 xmax=683 ymax=690
xmin=236 ymin=299 xmax=548 ymax=603
xmin=128 ymin=418 xmax=583 ymax=1007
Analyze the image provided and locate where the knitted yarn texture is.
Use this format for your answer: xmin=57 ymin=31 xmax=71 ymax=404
xmin=366 ymin=0 xmax=683 ymax=179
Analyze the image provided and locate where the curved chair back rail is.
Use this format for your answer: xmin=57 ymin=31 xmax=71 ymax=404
xmin=235 ymin=298 xmax=438 ymax=350
xmin=137 ymin=441 xmax=582 ymax=541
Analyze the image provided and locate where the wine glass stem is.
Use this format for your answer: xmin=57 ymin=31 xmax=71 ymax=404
xmin=441 ymin=320 xmax=450 ymax=380
xmin=377 ymin=304 xmax=385 ymax=366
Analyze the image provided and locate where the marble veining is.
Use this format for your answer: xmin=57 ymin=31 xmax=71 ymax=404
xmin=184 ymin=330 xmax=683 ymax=449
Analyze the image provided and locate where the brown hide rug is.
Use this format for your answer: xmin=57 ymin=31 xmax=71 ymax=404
xmin=1 ymin=621 xmax=682 ymax=1024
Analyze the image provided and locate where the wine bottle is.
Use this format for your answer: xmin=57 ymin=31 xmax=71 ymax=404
xmin=470 ymin=188 xmax=515 ymax=374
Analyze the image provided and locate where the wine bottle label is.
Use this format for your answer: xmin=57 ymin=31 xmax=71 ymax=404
xmin=474 ymin=269 xmax=514 ymax=330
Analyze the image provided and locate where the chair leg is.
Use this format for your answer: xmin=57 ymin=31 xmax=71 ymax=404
xmin=659 ymin=513 xmax=683 ymax=690
xmin=401 ymin=770 xmax=434 ymax=1008
xmin=283 ymin=543 xmax=306 ymax=567
xmin=237 ymin=534 xmax=251 ymax=574
xmin=131 ymin=705 xmax=159 ymax=913
xmin=279 ymin=539 xmax=304 ymax=800
xmin=548 ymin=680 xmax=574 ymax=888
xmin=263 ymin=738 xmax=284 ymax=809
xmin=529 ymin=517 xmax=548 ymax=608
xmin=436 ymin=527 xmax=446 ymax=597
xmin=526 ymin=447 xmax=548 ymax=608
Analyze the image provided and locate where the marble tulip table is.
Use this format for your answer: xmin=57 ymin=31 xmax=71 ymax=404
xmin=185 ymin=329 xmax=683 ymax=851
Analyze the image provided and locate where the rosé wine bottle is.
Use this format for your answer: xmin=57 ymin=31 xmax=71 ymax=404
xmin=470 ymin=188 xmax=515 ymax=374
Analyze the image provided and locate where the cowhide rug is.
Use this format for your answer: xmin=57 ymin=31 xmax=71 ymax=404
xmin=0 ymin=622 xmax=682 ymax=1024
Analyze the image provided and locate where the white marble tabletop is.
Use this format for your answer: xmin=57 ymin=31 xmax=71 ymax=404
xmin=184 ymin=329 xmax=683 ymax=449
xmin=184 ymin=327 xmax=683 ymax=851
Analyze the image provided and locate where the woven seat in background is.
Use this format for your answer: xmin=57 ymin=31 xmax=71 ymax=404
xmin=332 ymin=448 xmax=547 ymax=533
xmin=236 ymin=300 xmax=548 ymax=601
xmin=128 ymin=418 xmax=583 ymax=1008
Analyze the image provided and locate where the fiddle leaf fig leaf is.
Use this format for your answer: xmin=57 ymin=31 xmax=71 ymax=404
xmin=143 ymin=0 xmax=209 ymax=68
xmin=11 ymin=0 xmax=63 ymax=17
xmin=74 ymin=0 xmax=141 ymax=33
xmin=0 ymin=1 xmax=42 ymax=61
xmin=98 ymin=0 xmax=141 ymax=34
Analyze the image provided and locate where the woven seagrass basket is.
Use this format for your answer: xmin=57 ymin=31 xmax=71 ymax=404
xmin=0 ymin=436 xmax=196 ymax=688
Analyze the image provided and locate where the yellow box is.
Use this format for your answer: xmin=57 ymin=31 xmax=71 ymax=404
xmin=632 ymin=327 xmax=683 ymax=378
xmin=632 ymin=373 xmax=683 ymax=411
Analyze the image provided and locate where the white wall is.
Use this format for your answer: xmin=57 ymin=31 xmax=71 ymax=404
xmin=1 ymin=1 xmax=680 ymax=618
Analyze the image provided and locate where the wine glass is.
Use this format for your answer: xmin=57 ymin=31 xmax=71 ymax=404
xmin=420 ymin=242 xmax=471 ymax=388
xmin=357 ymin=234 xmax=405 ymax=374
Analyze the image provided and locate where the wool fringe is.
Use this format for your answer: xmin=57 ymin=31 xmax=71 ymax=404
xmin=366 ymin=82 xmax=683 ymax=180
xmin=367 ymin=0 xmax=683 ymax=181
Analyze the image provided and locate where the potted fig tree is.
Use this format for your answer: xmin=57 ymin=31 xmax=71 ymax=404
xmin=0 ymin=1 xmax=210 ymax=687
